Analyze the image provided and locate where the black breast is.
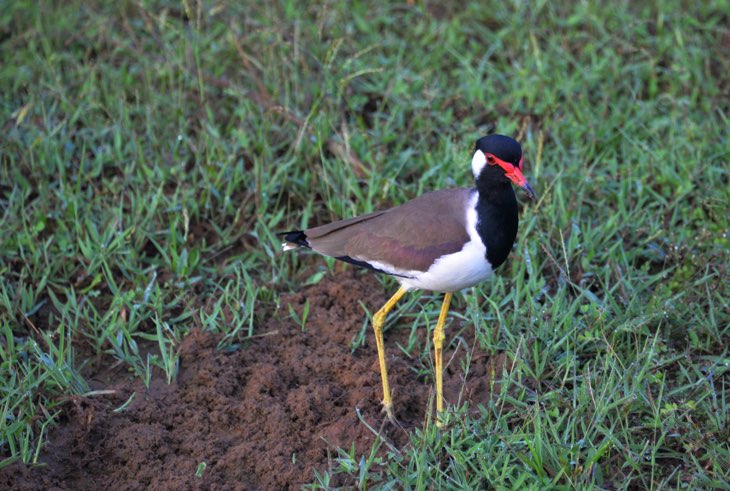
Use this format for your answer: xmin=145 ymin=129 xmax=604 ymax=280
xmin=474 ymin=185 xmax=519 ymax=269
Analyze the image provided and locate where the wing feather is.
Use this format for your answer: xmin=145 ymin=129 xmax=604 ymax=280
xmin=306 ymin=188 xmax=474 ymax=273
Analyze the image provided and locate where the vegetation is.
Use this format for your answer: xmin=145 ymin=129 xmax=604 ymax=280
xmin=1 ymin=0 xmax=728 ymax=488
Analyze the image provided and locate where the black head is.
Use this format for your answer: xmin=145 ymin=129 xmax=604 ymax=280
xmin=471 ymin=134 xmax=536 ymax=199
xmin=474 ymin=134 xmax=522 ymax=167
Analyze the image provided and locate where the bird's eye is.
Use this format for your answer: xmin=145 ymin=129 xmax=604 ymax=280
xmin=486 ymin=154 xmax=496 ymax=165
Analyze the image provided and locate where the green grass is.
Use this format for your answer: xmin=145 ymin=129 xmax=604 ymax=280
xmin=1 ymin=0 xmax=729 ymax=488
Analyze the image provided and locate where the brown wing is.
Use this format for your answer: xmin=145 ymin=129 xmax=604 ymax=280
xmin=306 ymin=188 xmax=474 ymax=273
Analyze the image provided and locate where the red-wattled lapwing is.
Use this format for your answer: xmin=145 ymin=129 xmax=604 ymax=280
xmin=282 ymin=134 xmax=536 ymax=422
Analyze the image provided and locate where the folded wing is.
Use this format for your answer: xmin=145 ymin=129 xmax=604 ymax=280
xmin=302 ymin=188 xmax=474 ymax=275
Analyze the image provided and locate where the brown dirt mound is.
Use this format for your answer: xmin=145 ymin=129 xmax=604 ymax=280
xmin=3 ymin=271 xmax=501 ymax=489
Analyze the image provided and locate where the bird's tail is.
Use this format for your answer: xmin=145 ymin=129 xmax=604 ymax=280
xmin=280 ymin=230 xmax=309 ymax=251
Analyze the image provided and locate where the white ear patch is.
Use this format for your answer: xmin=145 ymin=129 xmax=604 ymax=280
xmin=471 ymin=150 xmax=487 ymax=178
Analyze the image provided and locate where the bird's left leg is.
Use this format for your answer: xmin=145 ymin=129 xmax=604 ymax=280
xmin=433 ymin=292 xmax=452 ymax=424
xmin=372 ymin=286 xmax=408 ymax=422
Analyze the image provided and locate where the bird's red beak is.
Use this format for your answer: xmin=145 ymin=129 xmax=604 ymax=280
xmin=506 ymin=166 xmax=536 ymax=200
xmin=487 ymin=153 xmax=537 ymax=200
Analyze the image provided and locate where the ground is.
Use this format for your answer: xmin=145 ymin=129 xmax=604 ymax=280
xmin=4 ymin=272 xmax=501 ymax=489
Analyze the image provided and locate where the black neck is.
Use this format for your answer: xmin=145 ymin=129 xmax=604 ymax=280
xmin=474 ymin=181 xmax=518 ymax=269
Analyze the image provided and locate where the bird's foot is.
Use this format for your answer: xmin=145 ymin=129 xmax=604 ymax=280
xmin=382 ymin=401 xmax=398 ymax=425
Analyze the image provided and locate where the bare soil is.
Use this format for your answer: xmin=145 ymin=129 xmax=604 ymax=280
xmin=3 ymin=271 xmax=499 ymax=490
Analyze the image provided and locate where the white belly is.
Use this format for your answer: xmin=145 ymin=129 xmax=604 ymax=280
xmin=397 ymin=239 xmax=493 ymax=292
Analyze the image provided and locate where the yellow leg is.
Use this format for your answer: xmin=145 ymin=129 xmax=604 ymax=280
xmin=372 ymin=286 xmax=408 ymax=421
xmin=433 ymin=292 xmax=452 ymax=424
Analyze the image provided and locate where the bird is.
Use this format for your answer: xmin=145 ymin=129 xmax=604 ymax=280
xmin=282 ymin=134 xmax=536 ymax=423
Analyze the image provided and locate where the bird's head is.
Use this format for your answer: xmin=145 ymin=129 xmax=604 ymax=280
xmin=472 ymin=134 xmax=536 ymax=200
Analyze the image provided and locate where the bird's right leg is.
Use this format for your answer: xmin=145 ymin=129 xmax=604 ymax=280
xmin=433 ymin=292 xmax=452 ymax=426
xmin=371 ymin=286 xmax=408 ymax=422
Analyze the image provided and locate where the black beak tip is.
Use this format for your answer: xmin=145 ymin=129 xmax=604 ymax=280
xmin=523 ymin=182 xmax=537 ymax=200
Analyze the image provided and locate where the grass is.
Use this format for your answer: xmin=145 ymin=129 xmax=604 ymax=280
xmin=1 ymin=0 xmax=729 ymax=488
